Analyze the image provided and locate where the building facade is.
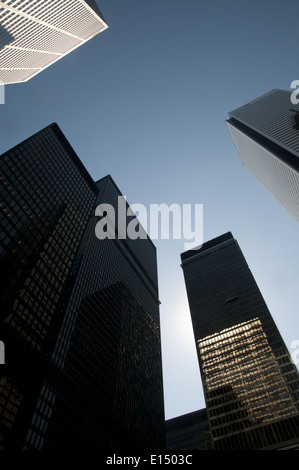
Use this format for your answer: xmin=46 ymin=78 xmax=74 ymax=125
xmin=226 ymin=89 xmax=299 ymax=223
xmin=0 ymin=123 xmax=165 ymax=450
xmin=0 ymin=0 xmax=108 ymax=84
xmin=181 ymin=232 xmax=299 ymax=450
xmin=165 ymin=409 xmax=211 ymax=450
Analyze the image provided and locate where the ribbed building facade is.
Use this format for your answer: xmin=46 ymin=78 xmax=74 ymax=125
xmin=226 ymin=89 xmax=299 ymax=223
xmin=0 ymin=123 xmax=165 ymax=450
xmin=181 ymin=232 xmax=299 ymax=450
xmin=0 ymin=0 xmax=108 ymax=84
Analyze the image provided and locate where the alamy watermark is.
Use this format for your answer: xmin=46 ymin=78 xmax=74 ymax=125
xmin=0 ymin=341 xmax=4 ymax=365
xmin=291 ymin=340 xmax=299 ymax=366
xmin=95 ymin=196 xmax=203 ymax=251
xmin=290 ymin=80 xmax=299 ymax=105
xmin=0 ymin=80 xmax=5 ymax=105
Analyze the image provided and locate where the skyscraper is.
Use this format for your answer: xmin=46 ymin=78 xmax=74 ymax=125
xmin=0 ymin=123 xmax=165 ymax=450
xmin=226 ymin=89 xmax=299 ymax=223
xmin=0 ymin=0 xmax=108 ymax=84
xmin=165 ymin=409 xmax=211 ymax=450
xmin=181 ymin=232 xmax=299 ymax=450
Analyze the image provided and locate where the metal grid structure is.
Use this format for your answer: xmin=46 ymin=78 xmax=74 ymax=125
xmin=0 ymin=0 xmax=108 ymax=84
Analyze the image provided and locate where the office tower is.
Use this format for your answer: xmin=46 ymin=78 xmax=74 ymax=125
xmin=181 ymin=232 xmax=299 ymax=450
xmin=0 ymin=123 xmax=165 ymax=450
xmin=0 ymin=0 xmax=108 ymax=84
xmin=226 ymin=89 xmax=299 ymax=223
xmin=165 ymin=409 xmax=211 ymax=450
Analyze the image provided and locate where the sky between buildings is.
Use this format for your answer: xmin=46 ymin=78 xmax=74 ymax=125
xmin=0 ymin=0 xmax=298 ymax=420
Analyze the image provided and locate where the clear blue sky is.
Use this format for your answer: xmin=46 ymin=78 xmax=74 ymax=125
xmin=1 ymin=0 xmax=298 ymax=420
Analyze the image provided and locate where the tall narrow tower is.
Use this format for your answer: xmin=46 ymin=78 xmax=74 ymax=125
xmin=181 ymin=232 xmax=299 ymax=450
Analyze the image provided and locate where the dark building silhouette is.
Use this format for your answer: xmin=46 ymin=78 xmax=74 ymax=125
xmin=181 ymin=232 xmax=299 ymax=450
xmin=165 ymin=409 xmax=211 ymax=450
xmin=0 ymin=123 xmax=165 ymax=450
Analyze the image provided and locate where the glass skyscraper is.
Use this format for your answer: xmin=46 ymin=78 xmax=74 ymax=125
xmin=0 ymin=123 xmax=165 ymax=450
xmin=226 ymin=89 xmax=299 ymax=223
xmin=0 ymin=0 xmax=108 ymax=84
xmin=181 ymin=232 xmax=299 ymax=450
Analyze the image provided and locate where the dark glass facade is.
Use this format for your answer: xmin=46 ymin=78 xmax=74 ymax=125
xmin=165 ymin=409 xmax=211 ymax=450
xmin=0 ymin=124 xmax=165 ymax=450
xmin=181 ymin=232 xmax=299 ymax=450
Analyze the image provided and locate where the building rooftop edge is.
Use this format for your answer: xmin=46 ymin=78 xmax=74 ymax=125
xmin=181 ymin=232 xmax=234 ymax=263
xmin=227 ymin=88 xmax=291 ymax=117
xmin=84 ymin=0 xmax=108 ymax=25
